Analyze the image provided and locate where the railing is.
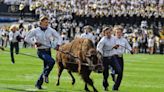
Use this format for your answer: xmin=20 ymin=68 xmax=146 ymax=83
xmin=0 ymin=3 xmax=35 ymax=19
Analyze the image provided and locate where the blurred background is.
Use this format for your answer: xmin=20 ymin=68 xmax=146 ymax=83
xmin=0 ymin=0 xmax=164 ymax=54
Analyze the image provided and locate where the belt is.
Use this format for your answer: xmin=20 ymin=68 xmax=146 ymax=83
xmin=118 ymin=54 xmax=123 ymax=58
xmin=38 ymin=48 xmax=50 ymax=51
xmin=103 ymin=56 xmax=112 ymax=59
xmin=113 ymin=54 xmax=123 ymax=58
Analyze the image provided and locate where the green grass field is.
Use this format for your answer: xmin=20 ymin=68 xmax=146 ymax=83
xmin=0 ymin=48 xmax=164 ymax=92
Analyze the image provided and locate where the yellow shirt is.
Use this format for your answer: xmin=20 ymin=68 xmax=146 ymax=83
xmin=159 ymin=31 xmax=164 ymax=40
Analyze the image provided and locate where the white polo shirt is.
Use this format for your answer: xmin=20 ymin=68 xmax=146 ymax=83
xmin=97 ymin=36 xmax=117 ymax=57
xmin=114 ymin=36 xmax=132 ymax=55
xmin=25 ymin=27 xmax=62 ymax=49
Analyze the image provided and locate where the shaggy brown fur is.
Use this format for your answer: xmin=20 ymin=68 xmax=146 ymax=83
xmin=56 ymin=38 xmax=102 ymax=92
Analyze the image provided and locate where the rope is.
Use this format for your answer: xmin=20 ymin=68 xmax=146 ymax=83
xmin=41 ymin=43 xmax=91 ymax=66
xmin=118 ymin=44 xmax=132 ymax=52
xmin=41 ymin=43 xmax=99 ymax=67
xmin=103 ymin=44 xmax=132 ymax=52
xmin=2 ymin=49 xmax=39 ymax=58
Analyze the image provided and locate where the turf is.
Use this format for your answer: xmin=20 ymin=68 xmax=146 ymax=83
xmin=0 ymin=48 xmax=164 ymax=92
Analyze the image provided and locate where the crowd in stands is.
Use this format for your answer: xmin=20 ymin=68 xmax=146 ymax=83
xmin=4 ymin=0 xmax=163 ymax=18
xmin=2 ymin=0 xmax=164 ymax=18
xmin=0 ymin=21 xmax=164 ymax=54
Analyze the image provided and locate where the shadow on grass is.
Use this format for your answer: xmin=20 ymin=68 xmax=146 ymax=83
xmin=0 ymin=87 xmax=84 ymax=92
xmin=0 ymin=87 xmax=48 ymax=92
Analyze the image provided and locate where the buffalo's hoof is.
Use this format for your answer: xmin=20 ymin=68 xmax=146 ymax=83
xmin=56 ymin=83 xmax=59 ymax=86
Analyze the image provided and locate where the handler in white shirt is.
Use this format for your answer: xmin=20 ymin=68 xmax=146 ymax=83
xmin=111 ymin=26 xmax=133 ymax=91
xmin=114 ymin=28 xmax=133 ymax=56
xmin=97 ymin=27 xmax=121 ymax=91
xmin=25 ymin=16 xmax=62 ymax=89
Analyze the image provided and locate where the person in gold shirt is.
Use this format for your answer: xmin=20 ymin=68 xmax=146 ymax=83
xmin=159 ymin=30 xmax=164 ymax=54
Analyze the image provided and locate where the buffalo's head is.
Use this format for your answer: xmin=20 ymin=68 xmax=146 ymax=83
xmin=86 ymin=48 xmax=103 ymax=73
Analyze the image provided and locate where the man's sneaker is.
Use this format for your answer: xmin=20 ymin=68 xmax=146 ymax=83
xmin=112 ymin=86 xmax=118 ymax=91
xmin=35 ymin=85 xmax=42 ymax=89
xmin=11 ymin=60 xmax=15 ymax=64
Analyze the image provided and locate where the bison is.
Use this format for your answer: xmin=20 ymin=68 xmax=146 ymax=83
xmin=56 ymin=38 xmax=103 ymax=92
